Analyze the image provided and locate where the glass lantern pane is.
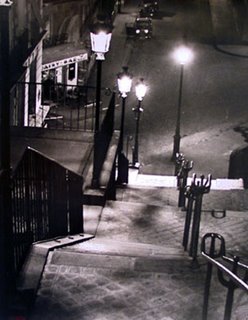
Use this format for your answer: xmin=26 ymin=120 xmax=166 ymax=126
xmin=118 ymin=76 xmax=132 ymax=94
xmin=136 ymin=83 xmax=147 ymax=100
xmin=90 ymin=32 xmax=112 ymax=53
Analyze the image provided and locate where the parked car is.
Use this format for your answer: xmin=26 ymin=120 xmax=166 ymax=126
xmin=134 ymin=17 xmax=153 ymax=38
xmin=125 ymin=17 xmax=152 ymax=39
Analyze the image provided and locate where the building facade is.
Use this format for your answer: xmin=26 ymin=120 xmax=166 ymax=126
xmin=41 ymin=0 xmax=97 ymax=98
xmin=7 ymin=0 xmax=46 ymax=126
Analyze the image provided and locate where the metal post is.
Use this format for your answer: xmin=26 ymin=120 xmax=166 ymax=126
xmin=172 ymin=63 xmax=184 ymax=161
xmin=178 ymin=159 xmax=193 ymax=208
xmin=119 ymin=96 xmax=126 ymax=153
xmin=117 ymin=96 xmax=129 ymax=184
xmin=95 ymin=59 xmax=102 ymax=133
xmin=92 ymin=58 xmax=102 ymax=187
xmin=190 ymin=190 xmax=203 ymax=259
xmin=175 ymin=152 xmax=185 ymax=177
xmin=132 ymin=100 xmax=143 ymax=167
xmin=218 ymin=256 xmax=241 ymax=320
xmin=201 ymin=233 xmax=226 ymax=320
xmin=0 ymin=2 xmax=15 ymax=318
xmin=189 ymin=174 xmax=212 ymax=260
xmin=182 ymin=188 xmax=195 ymax=251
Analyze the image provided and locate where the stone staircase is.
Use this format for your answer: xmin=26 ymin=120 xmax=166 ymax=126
xmin=19 ymin=171 xmax=248 ymax=320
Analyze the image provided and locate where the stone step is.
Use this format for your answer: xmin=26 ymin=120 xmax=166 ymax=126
xmin=117 ymin=184 xmax=248 ymax=212
xmin=128 ymin=169 xmax=244 ymax=190
xmin=85 ymin=200 xmax=248 ymax=258
xmin=51 ymin=238 xmax=192 ymax=273
xmin=59 ymin=238 xmax=185 ymax=260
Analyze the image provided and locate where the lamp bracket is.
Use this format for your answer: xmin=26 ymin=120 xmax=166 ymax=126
xmin=0 ymin=0 xmax=12 ymax=5
xmin=95 ymin=52 xmax=105 ymax=61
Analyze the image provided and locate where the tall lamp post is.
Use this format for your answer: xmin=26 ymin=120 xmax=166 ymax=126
xmin=172 ymin=46 xmax=193 ymax=161
xmin=90 ymin=17 xmax=112 ymax=133
xmin=90 ymin=17 xmax=112 ymax=187
xmin=132 ymin=78 xmax=147 ymax=168
xmin=117 ymin=66 xmax=132 ymax=184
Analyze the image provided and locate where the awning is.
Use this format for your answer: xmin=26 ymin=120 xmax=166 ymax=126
xmin=42 ymin=43 xmax=89 ymax=71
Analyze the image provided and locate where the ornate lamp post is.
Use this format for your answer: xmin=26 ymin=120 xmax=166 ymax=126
xmin=117 ymin=66 xmax=132 ymax=184
xmin=132 ymin=78 xmax=147 ymax=167
xmin=90 ymin=17 xmax=112 ymax=187
xmin=171 ymin=46 xmax=193 ymax=161
xmin=90 ymin=17 xmax=112 ymax=133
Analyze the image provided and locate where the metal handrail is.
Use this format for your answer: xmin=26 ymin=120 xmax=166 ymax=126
xmin=201 ymin=233 xmax=248 ymax=320
xmin=202 ymin=252 xmax=248 ymax=292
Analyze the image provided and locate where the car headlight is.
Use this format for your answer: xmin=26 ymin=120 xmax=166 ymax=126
xmin=144 ymin=29 xmax=148 ymax=33
xmin=136 ymin=29 xmax=140 ymax=34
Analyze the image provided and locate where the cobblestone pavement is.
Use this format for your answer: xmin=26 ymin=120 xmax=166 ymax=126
xmin=29 ymin=191 xmax=248 ymax=320
xmin=30 ymin=254 xmax=248 ymax=320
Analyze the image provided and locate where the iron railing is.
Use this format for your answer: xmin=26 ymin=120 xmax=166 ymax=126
xmin=201 ymin=233 xmax=248 ymax=320
xmin=11 ymin=147 xmax=84 ymax=275
xmin=182 ymin=173 xmax=212 ymax=260
xmin=12 ymin=81 xmax=107 ymax=131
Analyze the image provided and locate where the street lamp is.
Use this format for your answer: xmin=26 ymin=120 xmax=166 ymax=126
xmin=90 ymin=17 xmax=112 ymax=133
xmin=116 ymin=66 xmax=132 ymax=184
xmin=90 ymin=16 xmax=112 ymax=187
xmin=171 ymin=46 xmax=193 ymax=161
xmin=117 ymin=66 xmax=133 ymax=152
xmin=132 ymin=78 xmax=147 ymax=167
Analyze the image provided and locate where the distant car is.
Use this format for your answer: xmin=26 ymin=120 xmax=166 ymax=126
xmin=139 ymin=0 xmax=159 ymax=18
xmin=139 ymin=6 xmax=155 ymax=18
xmin=143 ymin=0 xmax=159 ymax=8
xmin=134 ymin=17 xmax=152 ymax=38
xmin=143 ymin=0 xmax=159 ymax=11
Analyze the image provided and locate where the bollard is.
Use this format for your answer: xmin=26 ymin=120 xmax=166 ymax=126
xmin=177 ymin=159 xmax=193 ymax=208
xmin=189 ymin=174 xmax=212 ymax=260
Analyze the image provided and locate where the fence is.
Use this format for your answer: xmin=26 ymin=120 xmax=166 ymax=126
xmin=12 ymin=81 xmax=108 ymax=131
xmin=11 ymin=147 xmax=84 ymax=275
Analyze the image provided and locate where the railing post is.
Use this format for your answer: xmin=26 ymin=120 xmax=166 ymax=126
xmin=201 ymin=234 xmax=248 ymax=320
xmin=182 ymin=185 xmax=195 ymax=251
xmin=218 ymin=256 xmax=244 ymax=320
xmin=175 ymin=152 xmax=185 ymax=177
xmin=189 ymin=174 xmax=212 ymax=260
xmin=177 ymin=159 xmax=193 ymax=208
xmin=201 ymin=233 xmax=226 ymax=320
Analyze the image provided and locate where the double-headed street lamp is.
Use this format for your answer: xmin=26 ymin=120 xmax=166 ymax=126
xmin=117 ymin=66 xmax=132 ymax=184
xmin=172 ymin=46 xmax=193 ymax=161
xmin=132 ymin=78 xmax=147 ymax=167
xmin=90 ymin=17 xmax=112 ymax=187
